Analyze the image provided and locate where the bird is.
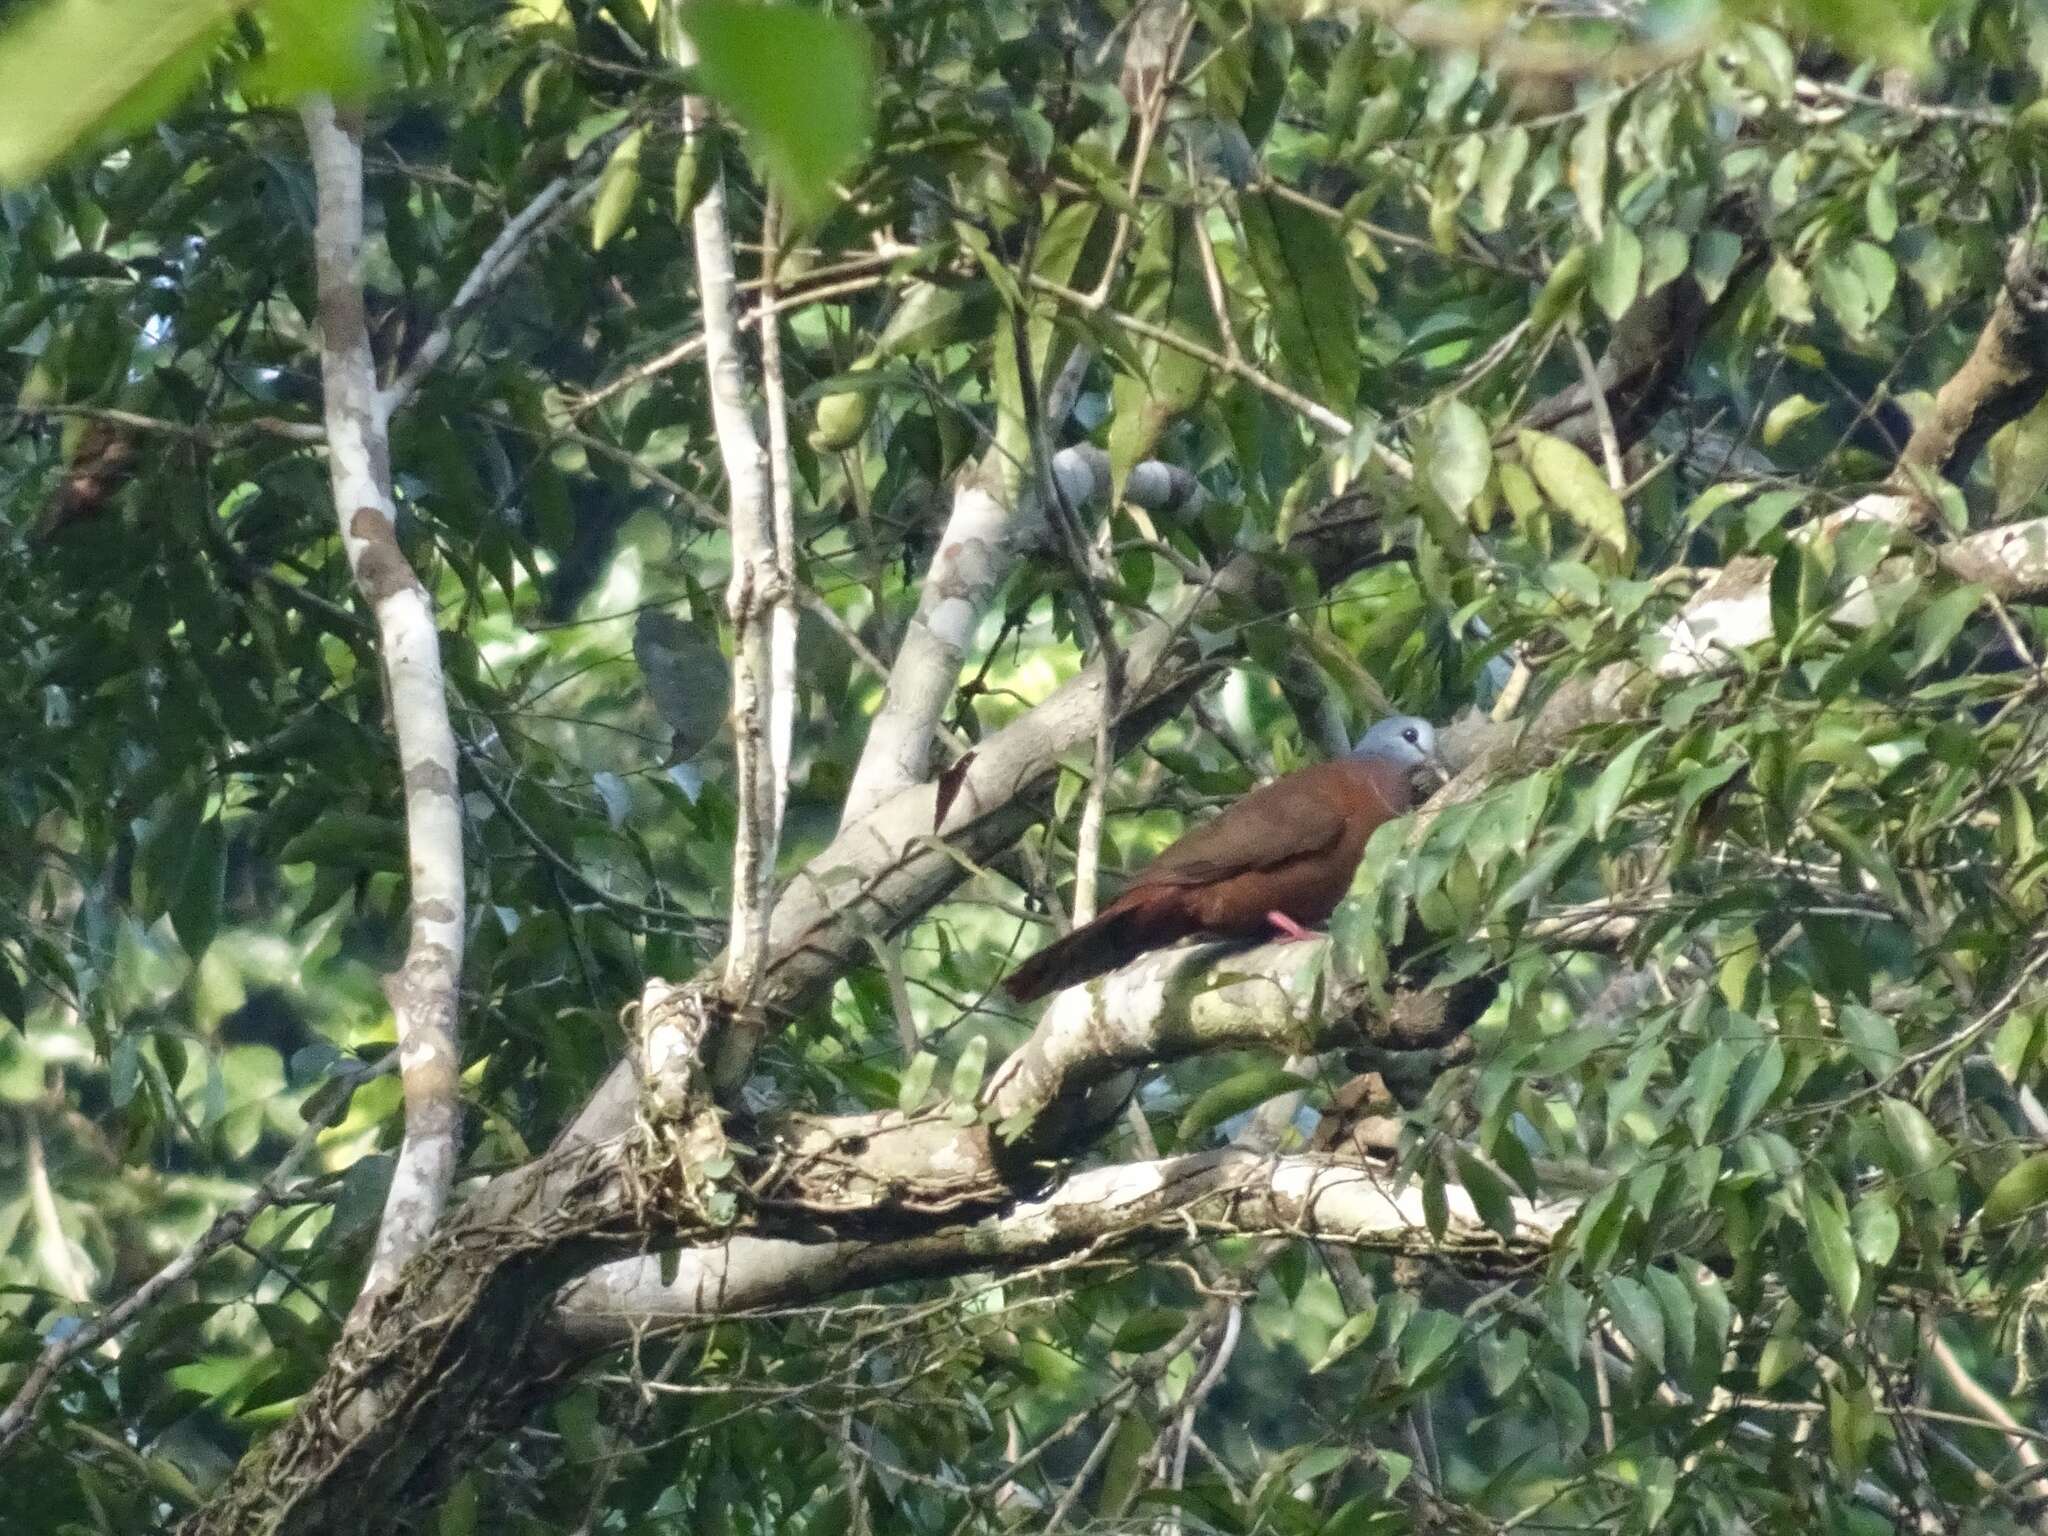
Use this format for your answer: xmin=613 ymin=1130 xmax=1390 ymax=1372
xmin=1002 ymin=716 xmax=1444 ymax=1003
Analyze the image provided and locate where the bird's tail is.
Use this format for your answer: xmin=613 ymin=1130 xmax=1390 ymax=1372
xmin=1002 ymin=907 xmax=1145 ymax=1003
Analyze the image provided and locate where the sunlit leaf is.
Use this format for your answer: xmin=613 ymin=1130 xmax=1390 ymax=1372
xmin=681 ymin=0 xmax=875 ymax=218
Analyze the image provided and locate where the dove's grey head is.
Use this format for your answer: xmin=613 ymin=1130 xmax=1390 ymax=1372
xmin=1351 ymin=715 xmax=1442 ymax=777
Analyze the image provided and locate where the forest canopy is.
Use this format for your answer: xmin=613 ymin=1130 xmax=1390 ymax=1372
xmin=8 ymin=0 xmax=2048 ymax=1532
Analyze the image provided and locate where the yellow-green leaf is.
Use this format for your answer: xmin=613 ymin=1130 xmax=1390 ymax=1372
xmin=1762 ymin=393 xmax=1823 ymax=446
xmin=1427 ymin=399 xmax=1491 ymax=517
xmin=590 ymin=126 xmax=645 ymax=251
xmin=1981 ymin=1151 xmax=2048 ymax=1227
xmin=1520 ymin=431 xmax=1628 ymax=554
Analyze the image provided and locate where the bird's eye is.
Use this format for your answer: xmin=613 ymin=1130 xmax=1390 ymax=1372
xmin=1402 ymin=728 xmax=1418 ymax=744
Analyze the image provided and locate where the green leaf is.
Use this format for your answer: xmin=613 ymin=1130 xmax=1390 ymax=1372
xmin=634 ymin=610 xmax=729 ymax=760
xmin=1829 ymin=1379 xmax=1879 ymax=1478
xmin=1568 ymin=101 xmax=1609 ymax=240
xmin=1239 ymin=191 xmax=1361 ymax=407
xmin=1770 ymin=542 xmax=1806 ymax=650
xmin=1095 ymin=1412 xmax=1155 ymax=1519
xmin=439 ymin=1475 xmax=479 ymax=1536
xmin=1991 ymin=397 xmax=2048 ymax=519
xmin=1878 ymin=1096 xmax=1954 ymax=1198
xmin=242 ymin=0 xmax=380 ymax=103
xmin=1310 ymin=1305 xmax=1380 ymax=1374
xmin=1175 ymin=1066 xmax=1308 ymax=1145
xmin=897 ymin=1050 xmax=938 ymax=1113
xmin=1766 ymin=257 xmax=1814 ymax=325
xmin=1476 ymin=127 xmax=1530 ymax=232
xmin=1851 ymin=1194 xmax=1900 ymax=1267
xmin=1587 ymin=731 xmax=1657 ymax=838
xmin=1421 ymin=1156 xmax=1449 ymax=1240
xmin=1762 ymin=393 xmax=1823 ymax=446
xmin=1818 ymin=241 xmax=1896 ymax=338
xmin=0 ymin=0 xmax=236 ymax=186
xmin=1906 ymin=583 xmax=1982 ymax=675
xmin=1692 ymin=228 xmax=1745 ymax=302
xmin=590 ymin=126 xmax=645 ymax=251
xmin=1397 ymin=1308 xmax=1461 ymax=1385
xmin=1641 ymin=226 xmax=1690 ymax=295
xmin=1803 ymin=1183 xmax=1861 ymax=1316
xmin=1836 ymin=1004 xmax=1899 ymax=1080
xmin=1530 ymin=244 xmax=1589 ymax=332
xmin=1589 ymin=221 xmax=1642 ymax=321
xmin=1644 ymin=1267 xmax=1698 ymax=1376
xmin=1520 ymin=431 xmax=1627 ymax=554
xmin=1453 ymin=1147 xmax=1517 ymax=1241
xmin=1601 ymin=1275 xmax=1665 ymax=1373
xmin=681 ymin=0 xmax=875 ymax=219
xmin=1426 ymin=399 xmax=1491 ymax=517
xmin=1682 ymin=1036 xmax=1739 ymax=1144
xmin=1723 ymin=1039 xmax=1785 ymax=1137
xmin=1981 ymin=1151 xmax=2048 ymax=1226
xmin=948 ymin=1035 xmax=988 ymax=1104
xmin=168 ymin=814 xmax=226 ymax=959
xmin=1866 ymin=151 xmax=1899 ymax=242
xmin=1110 ymin=1308 xmax=1183 ymax=1354
xmin=1755 ymin=1299 xmax=1806 ymax=1390
xmin=1633 ymin=1458 xmax=1677 ymax=1530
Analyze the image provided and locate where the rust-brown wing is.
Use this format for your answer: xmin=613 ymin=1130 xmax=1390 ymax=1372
xmin=1123 ymin=767 xmax=1350 ymax=892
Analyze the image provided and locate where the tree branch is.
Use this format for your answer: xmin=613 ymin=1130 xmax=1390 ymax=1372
xmin=382 ymin=164 xmax=604 ymax=412
xmin=554 ymin=1149 xmax=1573 ymax=1348
xmin=300 ymin=98 xmax=467 ymax=1316
xmin=677 ymin=83 xmax=781 ymax=1004
xmin=839 ymin=444 xmax=1205 ymax=826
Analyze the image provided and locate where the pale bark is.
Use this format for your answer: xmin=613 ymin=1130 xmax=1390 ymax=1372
xmin=840 ymin=446 xmax=1203 ymax=829
xmin=301 ymin=99 xmax=467 ymax=1315
xmin=759 ymin=198 xmax=801 ymax=836
xmin=679 ymin=86 xmax=781 ymax=1003
xmin=554 ymin=1150 xmax=1574 ymax=1347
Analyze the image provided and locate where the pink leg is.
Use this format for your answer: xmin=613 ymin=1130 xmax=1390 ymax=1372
xmin=1265 ymin=910 xmax=1315 ymax=943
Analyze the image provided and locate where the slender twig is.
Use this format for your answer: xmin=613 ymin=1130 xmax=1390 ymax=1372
xmin=1570 ymin=331 xmax=1627 ymax=492
xmin=3 ymin=403 xmax=324 ymax=444
xmin=385 ymin=164 xmax=604 ymax=411
xmin=569 ymin=272 xmax=892 ymax=416
xmin=1928 ymin=1330 xmax=2047 ymax=1479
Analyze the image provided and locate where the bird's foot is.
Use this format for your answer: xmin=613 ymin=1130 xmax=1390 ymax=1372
xmin=1265 ymin=911 xmax=1315 ymax=943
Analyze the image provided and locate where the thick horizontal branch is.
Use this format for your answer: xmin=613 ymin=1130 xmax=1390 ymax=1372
xmin=554 ymin=1149 xmax=1573 ymax=1348
xmin=981 ymin=936 xmax=1486 ymax=1160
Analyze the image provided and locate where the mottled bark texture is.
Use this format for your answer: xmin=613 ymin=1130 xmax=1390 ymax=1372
xmin=302 ymin=99 xmax=466 ymax=1317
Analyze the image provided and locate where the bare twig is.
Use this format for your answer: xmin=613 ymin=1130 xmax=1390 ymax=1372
xmin=384 ymin=164 xmax=605 ymax=411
